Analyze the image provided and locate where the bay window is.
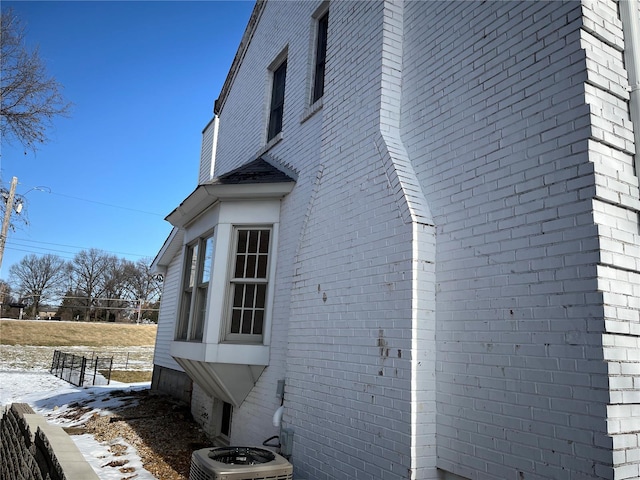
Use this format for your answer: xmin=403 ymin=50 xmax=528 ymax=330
xmin=165 ymin=157 xmax=295 ymax=407
xmin=177 ymin=233 xmax=214 ymax=342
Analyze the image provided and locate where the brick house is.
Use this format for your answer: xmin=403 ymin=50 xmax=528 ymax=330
xmin=151 ymin=1 xmax=640 ymax=478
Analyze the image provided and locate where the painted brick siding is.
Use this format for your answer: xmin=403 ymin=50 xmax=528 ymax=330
xmin=153 ymin=0 xmax=640 ymax=478
xmin=400 ymin=1 xmax=620 ymax=479
xmin=284 ymin=2 xmax=419 ymax=479
xmin=583 ymin=1 xmax=640 ymax=479
xmin=212 ymin=0 xmax=335 ymax=454
xmin=376 ymin=2 xmax=438 ymax=478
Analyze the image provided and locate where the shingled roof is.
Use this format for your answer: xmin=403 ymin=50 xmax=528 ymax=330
xmin=209 ymin=157 xmax=295 ymax=185
xmin=165 ymin=156 xmax=296 ymax=228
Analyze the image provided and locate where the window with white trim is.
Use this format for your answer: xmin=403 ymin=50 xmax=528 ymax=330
xmin=267 ymin=60 xmax=287 ymax=141
xmin=312 ymin=10 xmax=328 ymax=104
xmin=176 ymin=233 xmax=214 ymax=341
xmin=226 ymin=228 xmax=271 ymax=341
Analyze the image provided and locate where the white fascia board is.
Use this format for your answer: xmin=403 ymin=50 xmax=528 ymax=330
xmin=151 ymin=227 xmax=183 ymax=273
xmin=166 ymin=181 xmax=295 ymax=228
xmin=171 ymin=341 xmax=207 ymax=361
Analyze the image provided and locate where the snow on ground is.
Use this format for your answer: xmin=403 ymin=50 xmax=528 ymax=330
xmin=1 ymin=363 xmax=158 ymax=479
xmin=1 ymin=344 xmax=154 ymax=371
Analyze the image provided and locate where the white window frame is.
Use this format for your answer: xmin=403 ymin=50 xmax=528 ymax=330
xmin=224 ymin=226 xmax=272 ymax=343
xmin=176 ymin=232 xmax=214 ymax=342
xmin=171 ymin=199 xmax=285 ymax=365
xmin=311 ymin=7 xmax=329 ymax=105
xmin=266 ymin=49 xmax=288 ymax=144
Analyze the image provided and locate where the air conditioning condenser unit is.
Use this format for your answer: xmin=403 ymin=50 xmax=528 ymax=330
xmin=189 ymin=446 xmax=293 ymax=480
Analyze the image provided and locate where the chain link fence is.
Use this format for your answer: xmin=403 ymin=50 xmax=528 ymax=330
xmin=50 ymin=350 xmax=113 ymax=386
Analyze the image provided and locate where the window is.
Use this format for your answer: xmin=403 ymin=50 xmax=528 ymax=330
xmin=312 ymin=11 xmax=328 ymax=104
xmin=220 ymin=401 xmax=233 ymax=438
xmin=177 ymin=234 xmax=214 ymax=341
xmin=267 ymin=60 xmax=287 ymax=141
xmin=211 ymin=398 xmax=233 ymax=444
xmin=227 ymin=228 xmax=271 ymax=341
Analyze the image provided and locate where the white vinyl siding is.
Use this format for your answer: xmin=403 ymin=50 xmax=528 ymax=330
xmin=153 ymin=253 xmax=184 ymax=372
xmin=198 ymin=117 xmax=218 ymax=184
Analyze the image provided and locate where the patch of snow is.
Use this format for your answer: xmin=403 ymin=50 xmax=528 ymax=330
xmin=0 ymin=344 xmax=154 ymax=371
xmin=1 ymin=370 xmax=158 ymax=479
xmin=73 ymin=434 xmax=157 ymax=480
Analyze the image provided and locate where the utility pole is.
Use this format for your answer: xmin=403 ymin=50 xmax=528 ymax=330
xmin=0 ymin=176 xmax=18 ymax=271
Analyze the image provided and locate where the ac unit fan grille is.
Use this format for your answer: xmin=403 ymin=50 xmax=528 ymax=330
xmin=209 ymin=446 xmax=275 ymax=465
xmin=190 ymin=447 xmax=293 ymax=480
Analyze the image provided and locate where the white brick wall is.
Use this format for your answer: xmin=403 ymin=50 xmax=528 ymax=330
xmin=155 ymin=0 xmax=639 ymax=478
xmin=283 ymin=2 xmax=421 ymax=478
xmin=400 ymin=0 xmax=628 ymax=478
xmin=191 ymin=381 xmax=216 ymax=437
xmin=584 ymin=1 xmax=640 ymax=478
xmin=213 ymin=0 xmax=335 ymax=459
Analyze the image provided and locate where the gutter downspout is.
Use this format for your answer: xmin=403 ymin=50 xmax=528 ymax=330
xmin=619 ymin=0 xmax=640 ymax=177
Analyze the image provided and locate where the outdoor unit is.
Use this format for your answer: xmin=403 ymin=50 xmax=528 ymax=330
xmin=189 ymin=446 xmax=293 ymax=480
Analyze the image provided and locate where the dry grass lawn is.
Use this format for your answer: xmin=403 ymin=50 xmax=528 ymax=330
xmin=0 ymin=319 xmax=157 ymax=347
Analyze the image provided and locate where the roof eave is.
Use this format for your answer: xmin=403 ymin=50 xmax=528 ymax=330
xmin=214 ymin=0 xmax=266 ymax=116
xmin=166 ymin=181 xmax=295 ymax=228
xmin=151 ymin=227 xmax=184 ymax=273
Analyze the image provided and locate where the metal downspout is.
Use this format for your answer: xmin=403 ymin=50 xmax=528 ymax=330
xmin=619 ymin=0 xmax=640 ymax=176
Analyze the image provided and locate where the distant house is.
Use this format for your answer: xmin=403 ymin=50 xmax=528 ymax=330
xmin=151 ymin=1 xmax=640 ymax=479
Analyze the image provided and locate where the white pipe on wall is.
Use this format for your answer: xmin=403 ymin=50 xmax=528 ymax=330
xmin=273 ymin=405 xmax=284 ymax=427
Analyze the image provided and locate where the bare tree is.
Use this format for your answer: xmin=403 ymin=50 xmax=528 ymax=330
xmin=0 ymin=8 xmax=71 ymax=151
xmin=0 ymin=279 xmax=11 ymax=316
xmin=123 ymin=258 xmax=161 ymax=321
xmin=8 ymin=253 xmax=66 ymax=317
xmin=69 ymin=248 xmax=111 ymax=321
xmin=100 ymin=256 xmax=131 ymax=322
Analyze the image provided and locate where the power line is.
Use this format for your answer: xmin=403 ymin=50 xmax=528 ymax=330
xmin=4 ymin=245 xmax=77 ymax=260
xmin=50 ymin=191 xmax=164 ymax=217
xmin=16 ymin=183 xmax=165 ymax=218
xmin=8 ymin=237 xmax=153 ymax=258
xmin=5 ymin=244 xmax=152 ymax=260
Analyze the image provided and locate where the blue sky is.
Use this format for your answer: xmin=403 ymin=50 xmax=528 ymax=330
xmin=0 ymin=1 xmax=254 ymax=279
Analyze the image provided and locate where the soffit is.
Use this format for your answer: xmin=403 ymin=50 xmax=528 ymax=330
xmin=174 ymin=357 xmax=265 ymax=408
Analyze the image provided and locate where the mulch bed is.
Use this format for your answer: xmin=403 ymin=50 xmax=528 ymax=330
xmin=65 ymin=389 xmax=210 ymax=480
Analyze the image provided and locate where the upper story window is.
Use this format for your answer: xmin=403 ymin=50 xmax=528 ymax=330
xmin=227 ymin=228 xmax=271 ymax=342
xmin=177 ymin=233 xmax=214 ymax=342
xmin=312 ymin=11 xmax=328 ymax=104
xmin=267 ymin=59 xmax=287 ymax=141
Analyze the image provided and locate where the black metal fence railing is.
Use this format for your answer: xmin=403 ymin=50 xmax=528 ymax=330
xmin=50 ymin=350 xmax=113 ymax=387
